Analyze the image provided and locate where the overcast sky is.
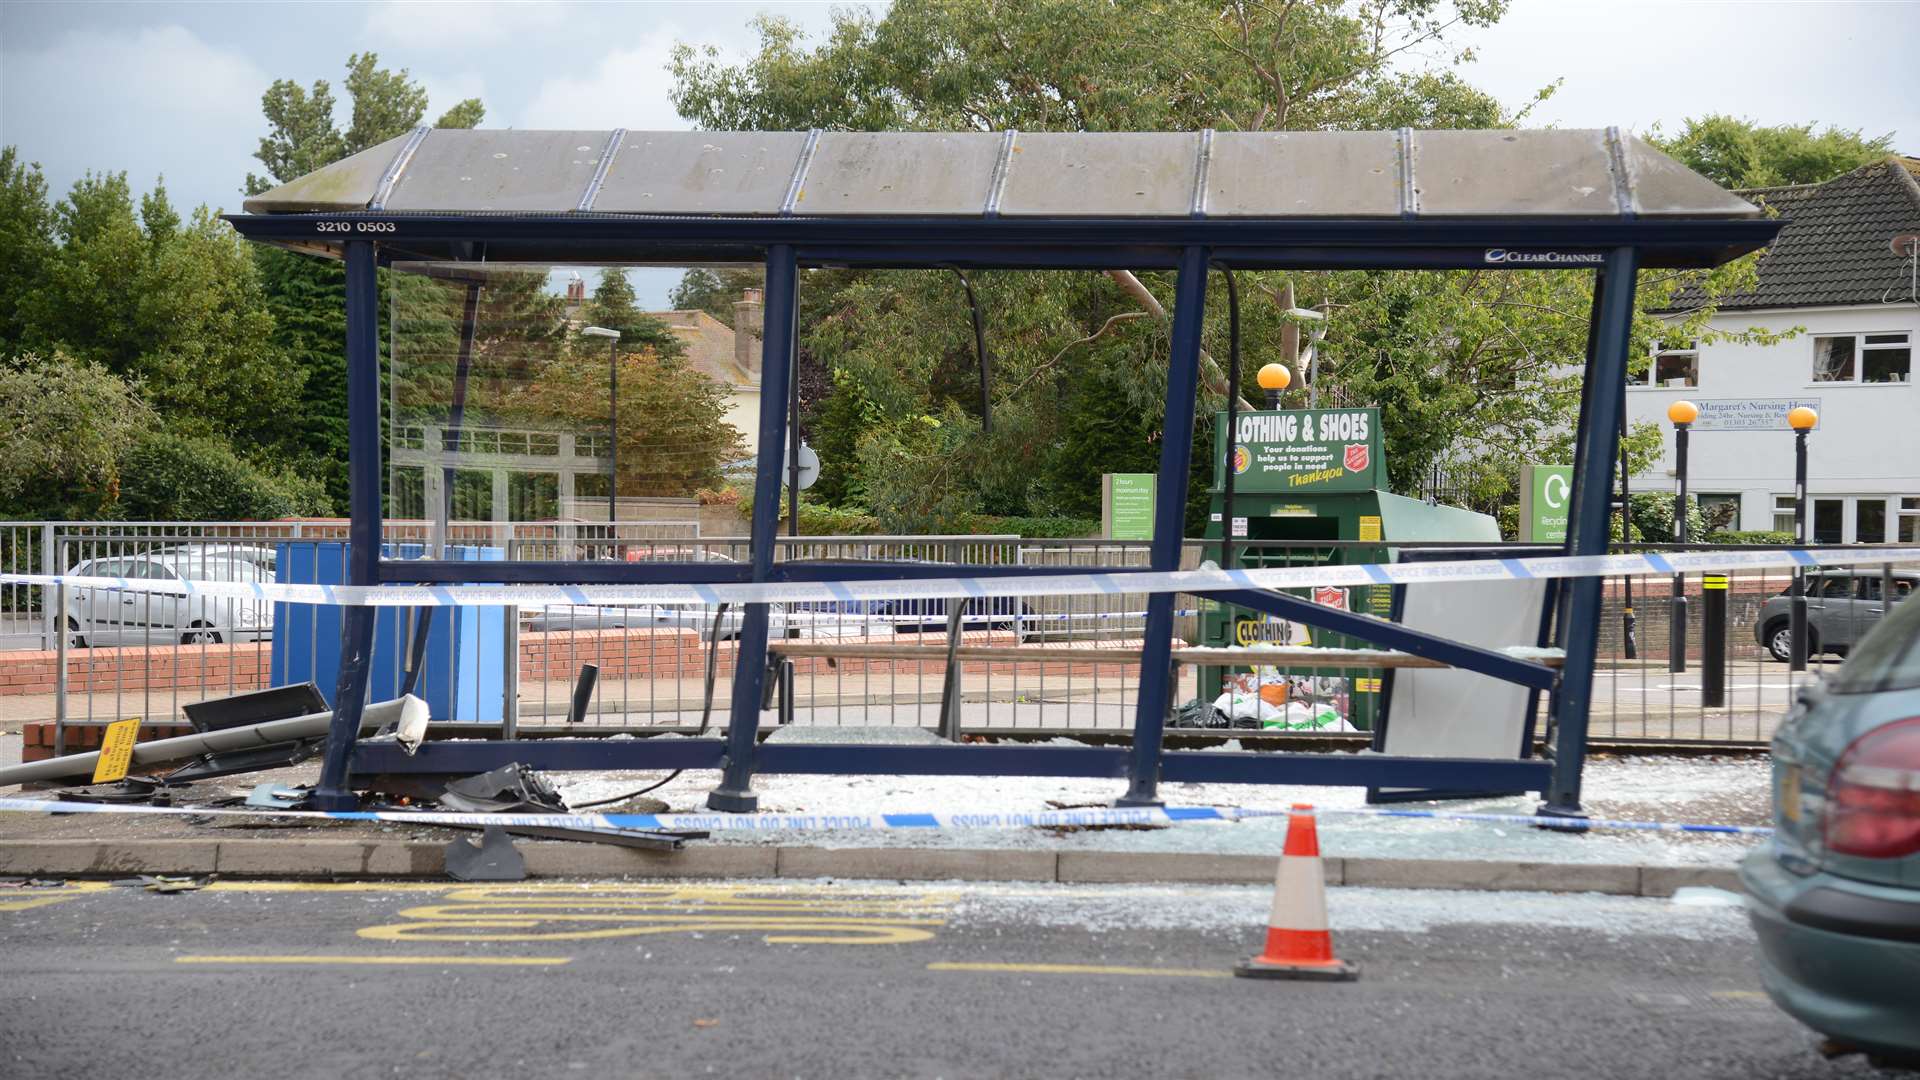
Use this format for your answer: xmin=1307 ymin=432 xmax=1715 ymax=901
xmin=4 ymin=0 xmax=1916 ymax=306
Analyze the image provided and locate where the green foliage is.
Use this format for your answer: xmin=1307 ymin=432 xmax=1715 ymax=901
xmin=0 ymin=149 xmax=56 ymax=347
xmin=1707 ymin=529 xmax=1796 ymax=546
xmin=668 ymin=267 xmax=763 ymax=327
xmin=117 ymin=430 xmax=330 ymax=522
xmin=672 ymin=1 xmax=1514 ymax=133
xmin=1649 ymin=115 xmax=1895 ymax=190
xmin=0 ymin=351 xmax=153 ymax=519
xmin=582 ymin=271 xmax=687 ymax=360
xmin=16 ymin=174 xmax=303 ymax=454
xmin=972 ymin=515 xmax=1099 ymax=538
xmin=1611 ymin=492 xmax=1709 ymax=545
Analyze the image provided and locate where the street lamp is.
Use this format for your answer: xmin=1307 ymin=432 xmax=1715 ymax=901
xmin=581 ymin=326 xmax=621 ymax=550
xmin=1788 ymin=405 xmax=1818 ymax=671
xmin=1667 ymin=399 xmax=1699 ymax=673
xmin=1256 ymin=363 xmax=1291 ymax=409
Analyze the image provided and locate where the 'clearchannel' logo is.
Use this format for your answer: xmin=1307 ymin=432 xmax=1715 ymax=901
xmin=1484 ymin=249 xmax=1606 ymax=265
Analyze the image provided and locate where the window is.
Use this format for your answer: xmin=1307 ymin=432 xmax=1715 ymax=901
xmin=1902 ymin=497 xmax=1920 ymax=544
xmin=1813 ymin=332 xmax=1911 ymax=384
xmin=1773 ymin=495 xmax=1797 ymax=534
xmin=1813 ymin=498 xmax=1844 ymax=544
xmin=1697 ymin=493 xmax=1740 ymax=533
xmin=1857 ymin=499 xmax=1888 ymax=544
xmin=1630 ymin=340 xmax=1699 ymax=387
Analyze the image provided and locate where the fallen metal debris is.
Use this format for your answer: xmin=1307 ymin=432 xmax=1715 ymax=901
xmin=443 ymin=825 xmax=526 ymax=882
xmin=438 ymin=764 xmax=567 ymax=815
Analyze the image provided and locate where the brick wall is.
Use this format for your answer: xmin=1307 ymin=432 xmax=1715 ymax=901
xmin=0 ymin=643 xmax=271 ymax=696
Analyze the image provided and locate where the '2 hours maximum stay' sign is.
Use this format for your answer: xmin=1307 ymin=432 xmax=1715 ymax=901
xmin=1215 ymin=408 xmax=1384 ymax=494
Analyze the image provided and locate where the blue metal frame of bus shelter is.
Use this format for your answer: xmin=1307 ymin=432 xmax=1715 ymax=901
xmin=226 ymin=209 xmax=1777 ymax=816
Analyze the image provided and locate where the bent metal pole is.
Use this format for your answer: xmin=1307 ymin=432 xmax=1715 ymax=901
xmin=0 ymin=696 xmax=426 ymax=788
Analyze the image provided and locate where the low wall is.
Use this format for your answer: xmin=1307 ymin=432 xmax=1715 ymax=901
xmin=2 ymin=630 xmax=1155 ymax=698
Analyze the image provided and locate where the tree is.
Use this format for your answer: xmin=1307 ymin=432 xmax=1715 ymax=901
xmin=668 ymin=266 xmax=763 ymax=328
xmin=0 ymin=149 xmax=56 ymax=346
xmin=1650 ymin=116 xmax=1896 ymax=190
xmin=246 ymin=53 xmax=488 ymax=508
xmin=507 ymin=340 xmax=744 ymax=497
xmin=20 ymin=174 xmax=303 ymax=453
xmin=582 ymin=270 xmax=687 ymax=360
xmin=670 ymin=1 xmax=1536 ymax=527
xmin=0 ymin=351 xmax=152 ymax=519
xmin=116 ymin=430 xmax=330 ymax=521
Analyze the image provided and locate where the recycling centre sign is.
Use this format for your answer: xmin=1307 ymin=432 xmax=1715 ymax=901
xmin=1215 ymin=408 xmax=1384 ymax=494
xmin=1520 ymin=464 xmax=1573 ymax=543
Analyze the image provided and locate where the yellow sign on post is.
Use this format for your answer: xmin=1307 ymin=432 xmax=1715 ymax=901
xmin=91 ymin=718 xmax=142 ymax=784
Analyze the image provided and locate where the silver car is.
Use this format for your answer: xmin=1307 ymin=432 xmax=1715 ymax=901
xmin=1755 ymin=570 xmax=1918 ymax=663
xmin=65 ymin=552 xmax=274 ymax=647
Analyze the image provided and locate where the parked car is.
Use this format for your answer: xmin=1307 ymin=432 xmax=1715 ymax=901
xmin=65 ymin=552 xmax=274 ymax=647
xmin=1742 ymin=591 xmax=1920 ymax=1065
xmin=523 ymin=551 xmax=1032 ymax=641
xmin=1755 ymin=570 xmax=1917 ymax=663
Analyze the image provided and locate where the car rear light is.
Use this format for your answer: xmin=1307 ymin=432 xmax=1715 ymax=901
xmin=1825 ymin=717 xmax=1920 ymax=859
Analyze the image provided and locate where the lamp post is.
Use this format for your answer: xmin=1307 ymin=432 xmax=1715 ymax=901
xmin=1256 ymin=362 xmax=1291 ymax=410
xmin=1667 ymin=399 xmax=1699 ymax=673
xmin=581 ymin=326 xmax=621 ymax=552
xmin=1788 ymin=406 xmax=1818 ymax=671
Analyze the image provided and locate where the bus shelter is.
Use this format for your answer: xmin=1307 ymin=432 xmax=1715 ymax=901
xmin=230 ymin=128 xmax=1779 ymax=814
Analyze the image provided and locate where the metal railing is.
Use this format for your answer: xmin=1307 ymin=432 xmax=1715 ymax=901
xmin=6 ymin=523 xmax=1912 ymax=752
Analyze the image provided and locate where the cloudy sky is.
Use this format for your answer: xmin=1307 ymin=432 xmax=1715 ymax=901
xmin=3 ymin=0 xmax=1916 ymax=304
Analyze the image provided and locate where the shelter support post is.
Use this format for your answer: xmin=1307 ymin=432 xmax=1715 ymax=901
xmin=1544 ymin=248 xmax=1640 ymax=817
xmin=708 ymin=244 xmax=798 ymax=812
xmin=312 ymin=239 xmax=383 ymax=811
xmin=1119 ymin=245 xmax=1209 ymax=807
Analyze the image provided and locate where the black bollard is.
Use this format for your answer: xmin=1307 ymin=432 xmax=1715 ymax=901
xmin=1702 ymin=575 xmax=1726 ymax=708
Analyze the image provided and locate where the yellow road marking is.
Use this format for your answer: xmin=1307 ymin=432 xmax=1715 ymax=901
xmin=1710 ymin=990 xmax=1770 ymax=1001
xmin=928 ymin=962 xmax=1231 ymax=979
xmin=175 ymin=955 xmax=572 ymax=967
xmin=353 ymin=883 xmax=956 ymax=946
xmin=0 ymin=881 xmax=114 ymax=912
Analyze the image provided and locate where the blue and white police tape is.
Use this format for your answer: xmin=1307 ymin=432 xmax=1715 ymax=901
xmin=0 ymin=797 xmax=1772 ymax=838
xmin=3 ymin=545 xmax=1913 ymax=610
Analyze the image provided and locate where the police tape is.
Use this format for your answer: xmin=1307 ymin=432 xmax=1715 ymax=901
xmin=0 ymin=797 xmax=1773 ymax=838
xmin=2 ymin=545 xmax=1914 ymax=610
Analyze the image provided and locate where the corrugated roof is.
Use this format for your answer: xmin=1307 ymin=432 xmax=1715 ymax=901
xmin=1671 ymin=158 xmax=1920 ymax=311
xmin=242 ymin=127 xmax=1760 ymax=221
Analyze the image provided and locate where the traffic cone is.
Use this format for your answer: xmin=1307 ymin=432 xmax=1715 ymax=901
xmin=1234 ymin=803 xmax=1358 ymax=981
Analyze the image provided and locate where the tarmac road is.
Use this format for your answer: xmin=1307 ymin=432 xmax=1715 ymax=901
xmin=0 ymin=878 xmax=1904 ymax=1080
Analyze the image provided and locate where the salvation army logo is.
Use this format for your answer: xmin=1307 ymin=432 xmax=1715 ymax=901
xmin=1343 ymin=443 xmax=1369 ymax=472
xmin=1312 ymin=585 xmax=1349 ymax=611
xmin=1233 ymin=445 xmax=1251 ymax=474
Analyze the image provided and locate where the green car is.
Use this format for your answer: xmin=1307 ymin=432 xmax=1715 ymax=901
xmin=1742 ymin=587 xmax=1920 ymax=1065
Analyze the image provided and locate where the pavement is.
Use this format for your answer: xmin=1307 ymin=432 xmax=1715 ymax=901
xmin=0 ymin=877 xmax=1901 ymax=1079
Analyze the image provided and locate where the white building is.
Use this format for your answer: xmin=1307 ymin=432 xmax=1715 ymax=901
xmin=1627 ymin=157 xmax=1920 ymax=544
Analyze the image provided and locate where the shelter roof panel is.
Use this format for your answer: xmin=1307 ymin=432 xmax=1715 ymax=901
xmin=1412 ymin=129 xmax=1619 ymax=217
xmin=383 ymin=129 xmax=612 ymax=213
xmin=1204 ymin=131 xmax=1400 ymax=218
xmin=241 ymin=132 xmax=409 ymax=214
xmin=796 ymin=131 xmax=1003 ymax=216
xmin=593 ymin=131 xmax=811 ymax=215
xmin=1622 ymin=134 xmax=1770 ymax=218
xmin=997 ymin=131 xmax=1202 ymax=217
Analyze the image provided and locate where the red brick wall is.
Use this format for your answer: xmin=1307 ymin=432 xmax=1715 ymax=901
xmin=0 ymin=643 xmax=270 ymax=696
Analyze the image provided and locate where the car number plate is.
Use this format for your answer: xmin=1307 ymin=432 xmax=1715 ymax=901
xmin=1779 ymin=764 xmax=1802 ymax=824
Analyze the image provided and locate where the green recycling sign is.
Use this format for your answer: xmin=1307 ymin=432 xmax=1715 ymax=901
xmin=1520 ymin=464 xmax=1573 ymax=543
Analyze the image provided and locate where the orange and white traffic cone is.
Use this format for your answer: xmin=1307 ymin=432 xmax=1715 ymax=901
xmin=1234 ymin=803 xmax=1358 ymax=981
